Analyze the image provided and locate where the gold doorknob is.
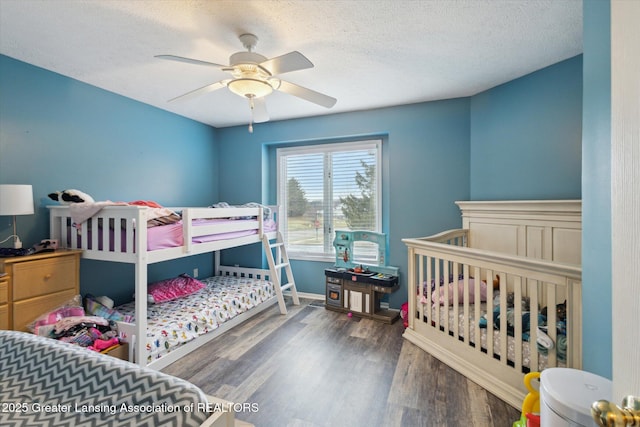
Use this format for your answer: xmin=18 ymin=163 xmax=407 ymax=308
xmin=592 ymin=396 xmax=640 ymax=426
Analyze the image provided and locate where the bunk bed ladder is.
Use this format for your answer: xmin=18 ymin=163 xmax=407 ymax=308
xmin=263 ymin=231 xmax=300 ymax=314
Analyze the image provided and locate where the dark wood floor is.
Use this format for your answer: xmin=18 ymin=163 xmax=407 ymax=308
xmin=162 ymin=299 xmax=520 ymax=427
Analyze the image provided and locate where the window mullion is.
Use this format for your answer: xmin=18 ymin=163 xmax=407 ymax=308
xmin=323 ymin=152 xmax=332 ymax=254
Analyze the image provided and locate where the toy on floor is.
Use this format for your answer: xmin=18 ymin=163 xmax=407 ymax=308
xmin=513 ymin=371 xmax=541 ymax=427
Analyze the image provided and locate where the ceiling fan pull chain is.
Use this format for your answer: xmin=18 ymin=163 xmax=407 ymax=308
xmin=248 ymin=96 xmax=255 ymax=133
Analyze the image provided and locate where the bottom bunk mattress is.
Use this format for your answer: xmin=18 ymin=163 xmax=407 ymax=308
xmin=117 ymin=275 xmax=275 ymax=363
xmin=0 ymin=330 xmax=211 ymax=427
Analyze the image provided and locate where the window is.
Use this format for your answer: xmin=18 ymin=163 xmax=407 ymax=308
xmin=277 ymin=140 xmax=382 ymax=261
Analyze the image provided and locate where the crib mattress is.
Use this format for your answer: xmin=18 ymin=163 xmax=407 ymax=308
xmin=117 ymin=275 xmax=275 ymax=363
xmin=426 ymin=302 xmax=565 ymax=371
xmin=0 ymin=330 xmax=210 ymax=426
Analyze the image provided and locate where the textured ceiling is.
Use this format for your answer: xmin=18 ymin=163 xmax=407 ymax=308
xmin=0 ymin=0 xmax=582 ymax=128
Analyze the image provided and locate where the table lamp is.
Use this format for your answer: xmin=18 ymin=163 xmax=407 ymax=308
xmin=0 ymin=184 xmax=34 ymax=249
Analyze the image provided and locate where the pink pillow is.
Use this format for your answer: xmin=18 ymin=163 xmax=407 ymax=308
xmin=431 ymin=278 xmax=488 ymax=305
xmin=147 ymin=274 xmax=205 ymax=304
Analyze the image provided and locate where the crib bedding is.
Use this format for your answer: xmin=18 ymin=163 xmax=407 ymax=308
xmin=117 ymin=275 xmax=276 ymax=363
xmin=0 ymin=330 xmax=210 ymax=427
xmin=425 ymin=301 xmax=565 ymax=371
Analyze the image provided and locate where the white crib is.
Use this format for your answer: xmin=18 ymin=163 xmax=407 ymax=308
xmin=402 ymin=200 xmax=582 ymax=408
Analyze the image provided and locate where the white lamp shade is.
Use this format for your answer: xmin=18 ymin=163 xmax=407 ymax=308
xmin=0 ymin=185 xmax=34 ymax=216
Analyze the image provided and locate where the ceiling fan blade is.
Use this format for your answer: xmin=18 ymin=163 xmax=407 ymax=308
xmin=155 ymin=55 xmax=225 ymax=68
xmin=252 ymin=97 xmax=269 ymax=123
xmin=168 ymin=80 xmax=227 ymax=103
xmin=277 ymin=80 xmax=337 ymax=108
xmin=260 ymin=51 xmax=313 ymax=75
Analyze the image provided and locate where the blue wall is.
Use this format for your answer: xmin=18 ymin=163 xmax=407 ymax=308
xmin=216 ymin=100 xmax=472 ymax=308
xmin=0 ymin=55 xmax=220 ymax=304
xmin=470 ymin=56 xmax=583 ymax=199
xmin=0 ymin=52 xmax=585 ymax=310
xmin=213 ymin=57 xmax=584 ymax=307
xmin=581 ymin=0 xmax=612 ymax=378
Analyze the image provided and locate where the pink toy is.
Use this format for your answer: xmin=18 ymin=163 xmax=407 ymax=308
xmin=347 ymin=312 xmax=353 ymax=318
xmin=88 ymin=337 xmax=119 ymax=352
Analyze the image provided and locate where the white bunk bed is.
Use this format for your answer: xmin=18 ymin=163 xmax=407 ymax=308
xmin=403 ymin=200 xmax=582 ymax=409
xmin=49 ymin=204 xmax=299 ymax=370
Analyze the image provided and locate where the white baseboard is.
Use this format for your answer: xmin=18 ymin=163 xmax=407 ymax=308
xmin=283 ymin=291 xmax=324 ymax=301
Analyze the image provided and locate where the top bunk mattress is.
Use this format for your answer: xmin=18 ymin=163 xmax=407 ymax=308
xmin=50 ymin=203 xmax=278 ymax=254
xmin=66 ymin=216 xmax=276 ymax=252
xmin=148 ymin=217 xmax=276 ymax=251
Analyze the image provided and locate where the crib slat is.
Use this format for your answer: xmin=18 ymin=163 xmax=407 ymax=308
xmin=452 ymin=262 xmax=459 ymax=338
xmin=426 ymin=255 xmax=432 ymax=326
xmin=462 ymin=264 xmax=470 ymax=345
xmin=434 ymin=257 xmax=441 ymax=331
xmin=415 ymin=251 xmax=423 ymax=329
xmin=486 ymin=269 xmax=495 ymax=358
xmin=546 ymin=281 xmax=558 ymax=367
xmin=513 ymin=276 xmax=523 ymax=372
xmin=528 ymin=279 xmax=539 ymax=371
xmin=442 ymin=260 xmax=449 ymax=334
xmin=499 ymin=275 xmax=508 ymax=366
xmin=473 ymin=266 xmax=481 ymax=354
xmin=566 ymin=278 xmax=582 ymax=368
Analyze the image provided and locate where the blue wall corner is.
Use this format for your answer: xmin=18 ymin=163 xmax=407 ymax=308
xmin=470 ymin=55 xmax=583 ymax=200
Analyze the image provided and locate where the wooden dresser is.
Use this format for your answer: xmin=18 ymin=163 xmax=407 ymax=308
xmin=0 ymin=250 xmax=81 ymax=331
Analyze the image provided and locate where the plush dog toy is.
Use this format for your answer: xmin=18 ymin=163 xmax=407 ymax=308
xmin=48 ymin=189 xmax=95 ymax=204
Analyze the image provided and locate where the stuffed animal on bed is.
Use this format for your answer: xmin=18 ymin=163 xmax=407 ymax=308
xmin=48 ymin=189 xmax=95 ymax=204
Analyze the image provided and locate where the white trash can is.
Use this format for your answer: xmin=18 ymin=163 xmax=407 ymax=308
xmin=540 ymin=368 xmax=612 ymax=426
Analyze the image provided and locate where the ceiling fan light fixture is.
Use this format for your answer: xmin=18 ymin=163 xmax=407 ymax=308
xmin=227 ymin=78 xmax=274 ymax=99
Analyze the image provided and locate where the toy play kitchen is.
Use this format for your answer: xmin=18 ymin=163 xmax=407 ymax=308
xmin=324 ymin=230 xmax=400 ymax=323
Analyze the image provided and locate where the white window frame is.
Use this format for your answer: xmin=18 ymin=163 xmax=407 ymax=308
xmin=276 ymin=139 xmax=382 ymax=262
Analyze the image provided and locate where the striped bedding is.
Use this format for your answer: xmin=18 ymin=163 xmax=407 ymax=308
xmin=0 ymin=330 xmax=211 ymax=426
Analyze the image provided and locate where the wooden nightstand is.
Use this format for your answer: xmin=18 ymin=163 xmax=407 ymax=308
xmin=0 ymin=274 xmax=8 ymax=329
xmin=0 ymin=250 xmax=81 ymax=331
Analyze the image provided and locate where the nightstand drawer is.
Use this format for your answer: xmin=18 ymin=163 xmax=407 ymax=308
xmin=0 ymin=304 xmax=8 ymax=329
xmin=12 ymin=257 xmax=76 ymax=300
xmin=13 ymin=289 xmax=77 ymax=332
xmin=0 ymin=279 xmax=8 ymax=304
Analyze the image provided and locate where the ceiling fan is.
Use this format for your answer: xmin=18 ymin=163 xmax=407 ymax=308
xmin=156 ymin=33 xmax=337 ymax=132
